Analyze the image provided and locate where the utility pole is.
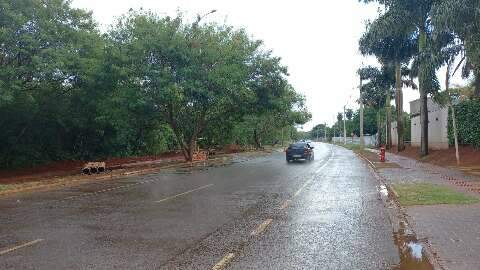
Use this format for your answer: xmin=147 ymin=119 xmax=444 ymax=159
xmin=343 ymin=105 xmax=347 ymax=145
xmin=324 ymin=122 xmax=327 ymax=142
xmin=360 ymin=78 xmax=364 ymax=148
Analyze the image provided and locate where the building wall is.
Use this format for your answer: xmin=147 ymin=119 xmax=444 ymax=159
xmin=332 ymin=135 xmax=377 ymax=146
xmin=391 ymin=121 xmax=398 ymax=146
xmin=409 ymin=98 xmax=449 ymax=150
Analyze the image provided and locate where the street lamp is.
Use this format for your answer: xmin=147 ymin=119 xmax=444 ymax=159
xmin=193 ymin=9 xmax=217 ymax=27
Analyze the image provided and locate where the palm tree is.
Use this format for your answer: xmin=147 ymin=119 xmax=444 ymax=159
xmin=360 ymin=0 xmax=441 ymax=156
xmin=359 ymin=6 xmax=417 ymax=152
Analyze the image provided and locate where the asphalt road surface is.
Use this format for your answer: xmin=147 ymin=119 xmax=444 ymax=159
xmin=0 ymin=143 xmax=400 ymax=269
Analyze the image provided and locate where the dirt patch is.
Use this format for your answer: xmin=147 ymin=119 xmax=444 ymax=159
xmin=390 ymin=145 xmax=480 ymax=168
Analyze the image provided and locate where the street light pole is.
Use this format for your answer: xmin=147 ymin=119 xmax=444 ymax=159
xmin=343 ymin=105 xmax=347 ymax=145
xmin=360 ymin=77 xmax=365 ymax=148
xmin=324 ymin=122 xmax=327 ymax=142
xmin=193 ymin=9 xmax=217 ymax=27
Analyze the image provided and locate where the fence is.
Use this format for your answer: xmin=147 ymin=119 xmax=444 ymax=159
xmin=331 ymin=135 xmax=377 ymax=147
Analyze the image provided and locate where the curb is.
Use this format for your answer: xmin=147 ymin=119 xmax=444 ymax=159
xmin=0 ymin=156 xmax=235 ymax=198
xmin=354 ymin=151 xmax=445 ymax=270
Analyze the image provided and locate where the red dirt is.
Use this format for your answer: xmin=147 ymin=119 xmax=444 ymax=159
xmin=0 ymin=151 xmax=183 ymax=185
xmin=388 ymin=145 xmax=480 ymax=168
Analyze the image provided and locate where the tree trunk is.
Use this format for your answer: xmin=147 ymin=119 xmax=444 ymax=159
xmin=376 ymin=111 xmax=382 ymax=147
xmin=253 ymin=129 xmax=262 ymax=149
xmin=395 ymin=62 xmax=405 ymax=152
xmin=446 ymin=61 xmax=460 ymax=165
xmin=386 ymin=89 xmax=392 ymax=150
xmin=343 ymin=107 xmax=347 ymax=145
xmin=474 ymin=70 xmax=480 ymax=98
xmin=451 ymin=105 xmax=460 ymax=165
xmin=419 ymin=27 xmax=429 ymax=156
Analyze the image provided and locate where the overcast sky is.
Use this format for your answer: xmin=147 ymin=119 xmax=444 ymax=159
xmin=71 ymin=0 xmax=467 ymax=130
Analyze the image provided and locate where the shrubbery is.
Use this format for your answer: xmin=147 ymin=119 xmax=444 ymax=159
xmin=448 ymin=100 xmax=480 ymax=148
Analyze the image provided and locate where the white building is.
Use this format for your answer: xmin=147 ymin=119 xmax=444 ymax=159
xmin=398 ymin=98 xmax=449 ymax=150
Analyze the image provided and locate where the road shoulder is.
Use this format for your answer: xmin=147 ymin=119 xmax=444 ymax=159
xmin=358 ymin=148 xmax=480 ymax=270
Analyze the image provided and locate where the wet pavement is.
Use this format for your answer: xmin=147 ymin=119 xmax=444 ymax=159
xmin=1 ymin=143 xmax=405 ymax=269
xmin=373 ymin=150 xmax=480 ymax=270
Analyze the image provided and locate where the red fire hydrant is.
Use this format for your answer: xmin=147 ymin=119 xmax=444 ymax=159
xmin=380 ymin=147 xmax=386 ymax=162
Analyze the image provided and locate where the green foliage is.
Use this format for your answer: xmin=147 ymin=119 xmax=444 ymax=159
xmin=0 ymin=1 xmax=309 ymax=167
xmin=448 ymin=100 xmax=480 ymax=148
xmin=433 ymin=0 xmax=480 ymax=95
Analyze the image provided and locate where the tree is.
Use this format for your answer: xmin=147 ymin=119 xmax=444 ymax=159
xmin=433 ymin=0 xmax=480 ymax=97
xmin=359 ymin=9 xmax=417 ymax=151
xmin=345 ymin=109 xmax=354 ymax=120
xmin=337 ymin=112 xmax=343 ymax=123
xmin=358 ymin=66 xmax=390 ymax=147
xmin=109 ymin=12 xmax=260 ymax=161
xmin=0 ymin=0 xmax=106 ymax=167
xmin=360 ymin=0 xmax=441 ymax=156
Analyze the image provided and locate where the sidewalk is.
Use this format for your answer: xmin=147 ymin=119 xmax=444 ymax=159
xmin=366 ymin=149 xmax=480 ymax=270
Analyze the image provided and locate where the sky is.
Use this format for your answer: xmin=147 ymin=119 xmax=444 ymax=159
xmin=71 ymin=0 xmax=467 ymax=130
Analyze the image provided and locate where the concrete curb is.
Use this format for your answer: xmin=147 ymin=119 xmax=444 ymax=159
xmin=0 ymin=155 xmax=237 ymax=198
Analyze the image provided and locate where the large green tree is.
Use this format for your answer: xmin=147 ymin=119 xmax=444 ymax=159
xmin=109 ymin=12 xmax=260 ymax=161
xmin=0 ymin=0 xmax=106 ymax=167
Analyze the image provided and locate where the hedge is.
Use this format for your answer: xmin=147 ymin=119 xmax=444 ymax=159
xmin=448 ymin=100 xmax=480 ymax=148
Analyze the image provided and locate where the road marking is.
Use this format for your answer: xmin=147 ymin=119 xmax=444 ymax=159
xmin=155 ymin=184 xmax=213 ymax=203
xmin=212 ymin=253 xmax=235 ymax=270
xmin=292 ymin=148 xmax=334 ymax=199
xmin=279 ymin=199 xmax=291 ymax=210
xmin=0 ymin=239 xmax=44 ymax=255
xmin=250 ymin=218 xmax=273 ymax=236
xmin=293 ymin=181 xmax=309 ymax=198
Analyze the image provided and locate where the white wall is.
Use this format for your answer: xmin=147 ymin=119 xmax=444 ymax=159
xmin=391 ymin=121 xmax=398 ymax=146
xmin=409 ymin=98 xmax=449 ymax=150
xmin=332 ymin=135 xmax=377 ymax=146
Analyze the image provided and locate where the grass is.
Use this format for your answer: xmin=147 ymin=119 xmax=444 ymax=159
xmin=0 ymin=184 xmax=11 ymax=192
xmin=334 ymin=143 xmax=367 ymax=152
xmin=392 ymin=183 xmax=480 ymax=206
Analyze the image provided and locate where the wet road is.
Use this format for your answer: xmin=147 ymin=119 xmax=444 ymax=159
xmin=0 ymin=143 xmax=399 ymax=269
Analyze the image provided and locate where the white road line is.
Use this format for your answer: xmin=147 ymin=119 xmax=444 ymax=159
xmin=250 ymin=219 xmax=273 ymax=236
xmin=279 ymin=199 xmax=291 ymax=210
xmin=0 ymin=239 xmax=44 ymax=255
xmin=212 ymin=253 xmax=235 ymax=270
xmin=292 ymin=147 xmax=334 ymax=198
xmin=155 ymin=184 xmax=214 ymax=203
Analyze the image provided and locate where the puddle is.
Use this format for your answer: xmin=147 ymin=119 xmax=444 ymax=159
xmin=379 ymin=185 xmax=389 ymax=197
xmin=392 ymin=222 xmax=434 ymax=270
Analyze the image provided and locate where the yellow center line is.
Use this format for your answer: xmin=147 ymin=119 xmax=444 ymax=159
xmin=0 ymin=239 xmax=44 ymax=255
xmin=212 ymin=253 xmax=235 ymax=270
xmin=154 ymin=184 xmax=213 ymax=203
xmin=250 ymin=218 xmax=273 ymax=236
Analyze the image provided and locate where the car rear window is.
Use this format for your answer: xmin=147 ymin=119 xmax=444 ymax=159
xmin=290 ymin=143 xmax=306 ymax=149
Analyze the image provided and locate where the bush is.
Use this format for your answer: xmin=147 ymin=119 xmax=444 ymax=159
xmin=448 ymin=100 xmax=480 ymax=148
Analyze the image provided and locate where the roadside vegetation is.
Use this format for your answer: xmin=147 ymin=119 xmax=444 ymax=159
xmin=334 ymin=143 xmax=365 ymax=152
xmin=354 ymin=0 xmax=480 ymax=158
xmin=392 ymin=183 xmax=479 ymax=206
xmin=0 ymin=1 xmax=310 ymax=168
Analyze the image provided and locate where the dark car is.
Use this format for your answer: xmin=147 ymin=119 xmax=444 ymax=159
xmin=286 ymin=142 xmax=314 ymax=162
